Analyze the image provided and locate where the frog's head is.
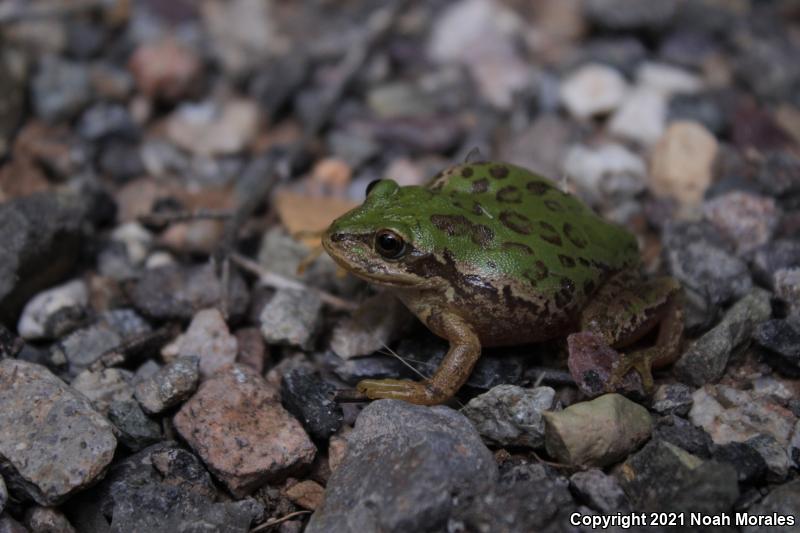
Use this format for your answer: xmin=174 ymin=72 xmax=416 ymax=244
xmin=323 ymin=179 xmax=446 ymax=289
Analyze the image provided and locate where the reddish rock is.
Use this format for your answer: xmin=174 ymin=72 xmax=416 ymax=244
xmin=235 ymin=327 xmax=268 ymax=374
xmin=174 ymin=364 xmax=316 ymax=496
xmin=283 ymin=479 xmax=325 ymax=511
xmin=703 ymin=191 xmax=780 ymax=254
xmin=162 ymin=308 xmax=237 ymax=379
xmin=128 ymin=37 xmax=202 ymax=102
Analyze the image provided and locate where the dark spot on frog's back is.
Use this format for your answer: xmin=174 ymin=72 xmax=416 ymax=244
xmin=555 ymin=277 xmax=576 ymax=309
xmin=461 ymin=166 xmax=474 ymax=178
xmin=563 ymin=222 xmax=588 ymax=248
xmin=583 ymin=279 xmax=596 ymax=296
xmin=501 ymin=241 xmax=533 ymax=255
xmin=496 ymin=186 xmax=522 ymax=203
xmin=489 ymin=165 xmax=509 ymax=179
xmin=472 ymin=179 xmax=489 ymax=193
xmin=430 ymin=214 xmax=494 ymax=246
xmin=526 ymin=180 xmax=551 ymax=195
xmin=544 ymin=199 xmax=564 ymax=212
xmin=499 ymin=211 xmax=532 ymax=234
xmin=522 ymin=260 xmax=549 ymax=286
xmin=538 ymin=221 xmax=563 ymax=246
xmin=558 ymin=254 xmax=576 ymax=267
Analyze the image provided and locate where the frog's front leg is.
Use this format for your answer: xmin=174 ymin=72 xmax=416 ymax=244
xmin=578 ymin=274 xmax=683 ymax=393
xmin=357 ymin=310 xmax=480 ymax=405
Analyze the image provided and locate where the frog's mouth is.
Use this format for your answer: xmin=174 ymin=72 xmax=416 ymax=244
xmin=322 ymin=231 xmax=428 ymax=288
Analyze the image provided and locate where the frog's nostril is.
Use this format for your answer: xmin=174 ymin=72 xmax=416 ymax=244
xmin=329 ymin=232 xmax=345 ymax=243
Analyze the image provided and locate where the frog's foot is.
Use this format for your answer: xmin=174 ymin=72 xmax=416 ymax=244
xmin=356 ymin=378 xmax=447 ymax=406
xmin=608 ymin=347 xmax=656 ymax=393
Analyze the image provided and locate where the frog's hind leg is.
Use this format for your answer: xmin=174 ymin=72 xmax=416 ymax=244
xmin=579 ymin=274 xmax=683 ymax=393
xmin=356 ymin=311 xmax=481 ymax=405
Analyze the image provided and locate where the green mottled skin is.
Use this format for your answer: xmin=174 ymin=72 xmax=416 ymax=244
xmin=323 ymin=161 xmax=683 ymax=405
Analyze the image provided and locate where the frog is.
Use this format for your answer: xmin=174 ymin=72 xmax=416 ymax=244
xmin=322 ymin=161 xmax=683 ymax=405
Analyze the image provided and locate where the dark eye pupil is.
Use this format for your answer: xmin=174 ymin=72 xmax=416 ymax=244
xmin=376 ymin=231 xmax=405 ymax=258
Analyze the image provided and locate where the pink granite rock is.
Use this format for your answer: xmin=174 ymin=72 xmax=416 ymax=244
xmin=174 ymin=364 xmax=316 ymax=496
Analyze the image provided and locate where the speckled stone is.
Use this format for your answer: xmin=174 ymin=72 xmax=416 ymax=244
xmin=162 ymin=309 xmax=237 ymax=379
xmin=462 ymin=385 xmax=555 ymax=448
xmin=134 ymin=356 xmax=200 ymax=414
xmin=174 ymin=364 xmax=316 ymax=496
xmin=0 ymin=359 xmax=116 ymax=505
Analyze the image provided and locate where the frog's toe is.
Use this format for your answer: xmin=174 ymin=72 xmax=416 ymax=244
xmin=356 ymin=378 xmax=444 ymax=405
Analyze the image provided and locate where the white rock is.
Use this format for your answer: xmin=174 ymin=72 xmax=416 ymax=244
xmin=649 ymin=120 xmax=718 ymax=206
xmin=166 ymin=98 xmax=260 ymax=156
xmin=637 ymin=62 xmax=703 ymax=95
xmin=562 ymin=143 xmax=646 ymax=202
xmin=608 ymin=86 xmax=666 ymax=145
xmin=428 ymin=0 xmax=530 ymax=109
xmin=111 ymin=221 xmax=153 ymax=265
xmin=559 ymin=63 xmax=629 ymax=119
xmin=689 ymin=385 xmax=797 ymax=446
xmin=17 ymin=279 xmax=88 ymax=340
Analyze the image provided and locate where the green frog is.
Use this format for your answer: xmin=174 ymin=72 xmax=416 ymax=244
xmin=322 ymin=161 xmax=683 ymax=405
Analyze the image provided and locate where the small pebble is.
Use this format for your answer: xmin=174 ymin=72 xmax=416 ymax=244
xmin=712 ymin=441 xmax=767 ymax=484
xmin=134 ymin=356 xmax=200 ymax=414
xmin=162 ymin=308 xmax=238 ymax=379
xmin=71 ymin=367 xmax=135 ymax=415
xmin=128 ymin=37 xmax=202 ymax=102
xmin=559 ymin=63 xmax=628 ymax=119
xmin=174 ymin=364 xmax=316 ymax=497
xmin=561 ymin=143 xmax=646 ymax=203
xmin=107 ymin=399 xmax=162 ymax=451
xmin=569 ymin=469 xmax=630 ymax=513
xmin=703 ymin=191 xmax=780 ymax=254
xmin=617 ymin=439 xmax=738 ymax=514
xmin=281 ymin=367 xmax=343 ymax=441
xmin=17 ymin=279 xmax=88 ymax=340
xmin=543 ymin=393 xmax=652 ymax=467
xmin=283 ymin=480 xmax=325 ymax=511
xmin=651 ymin=383 xmax=694 ymax=417
xmin=24 ymin=506 xmax=76 ymax=533
xmin=608 ymin=86 xmax=666 ymax=145
xmin=31 ymin=55 xmax=91 ymax=121
xmin=745 ymin=434 xmax=791 ymax=482
xmin=753 ymin=319 xmax=800 ymax=378
xmin=259 ymin=288 xmax=323 ymax=350
xmin=649 ymin=120 xmax=718 ymax=206
xmin=653 ymin=414 xmax=713 ymax=458
xmin=461 ymin=385 xmax=555 ymax=448
xmin=674 ymin=288 xmax=772 ymax=386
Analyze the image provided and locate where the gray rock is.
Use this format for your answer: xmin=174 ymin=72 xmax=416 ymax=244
xmin=108 ymin=400 xmax=162 ymax=451
xmin=561 ymin=143 xmax=646 ymax=204
xmin=50 ymin=323 xmax=121 ymax=377
xmin=128 ymin=263 xmax=248 ymax=322
xmin=0 ymin=325 xmax=23 ymax=360
xmin=462 ymin=385 xmax=555 ymax=448
xmin=570 ymin=468 xmax=630 ymax=513
xmin=0 ymin=359 xmax=116 ymax=505
xmin=259 ymin=289 xmax=322 ymax=349
xmin=751 ymin=239 xmax=800 ymax=289
xmin=654 ymin=415 xmax=713 ymax=458
xmin=745 ymin=434 xmax=790 ymax=482
xmin=100 ymin=308 xmax=152 ymax=338
xmin=452 ymin=462 xmax=579 ymax=533
xmin=703 ymin=191 xmax=780 ymax=255
xmin=31 ymin=55 xmax=91 ymax=121
xmin=789 ymin=421 xmax=800 ymax=469
xmin=617 ymin=439 xmax=739 ymax=514
xmin=71 ymin=368 xmax=135 ymax=415
xmin=754 ymin=319 xmax=800 ymax=378
xmin=306 ymin=400 xmax=497 ymax=533
xmin=280 ymin=368 xmax=343 ymax=441
xmin=651 ymin=383 xmax=694 ymax=416
xmin=77 ymin=102 xmax=137 ymax=141
xmin=774 ymin=268 xmax=800 ymax=318
xmin=668 ymin=92 xmax=727 ymax=135
xmin=662 ymin=220 xmax=752 ymax=309
xmin=135 ymin=356 xmax=199 ymax=415
xmin=91 ymin=442 xmax=257 ymax=533
xmin=0 ymin=191 xmax=92 ymax=324
xmin=712 ymin=441 xmax=767 ymax=484
xmin=756 ymin=151 xmax=800 ymax=197
xmin=543 ymin=394 xmax=652 ymax=467
xmin=742 ymin=480 xmax=800 ymax=533
xmin=585 ymin=0 xmax=677 ymax=31
xmin=24 ymin=506 xmax=76 ymax=533
xmin=674 ymin=289 xmax=772 ymax=386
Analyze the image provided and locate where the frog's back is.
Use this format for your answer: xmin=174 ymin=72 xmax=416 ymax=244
xmin=424 ymin=161 xmax=639 ymax=338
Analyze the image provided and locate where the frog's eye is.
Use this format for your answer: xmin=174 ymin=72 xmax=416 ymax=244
xmin=365 ymin=179 xmax=381 ymax=196
xmin=374 ymin=229 xmax=406 ymax=259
